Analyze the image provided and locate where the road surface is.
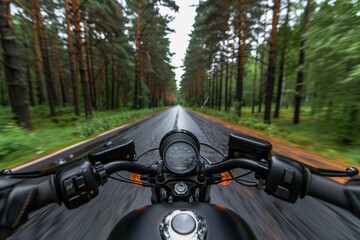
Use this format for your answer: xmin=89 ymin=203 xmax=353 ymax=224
xmin=9 ymin=106 xmax=360 ymax=240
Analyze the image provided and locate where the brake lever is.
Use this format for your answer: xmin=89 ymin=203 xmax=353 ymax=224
xmin=308 ymin=166 xmax=358 ymax=177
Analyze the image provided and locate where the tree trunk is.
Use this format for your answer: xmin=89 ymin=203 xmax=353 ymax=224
xmin=274 ymin=0 xmax=290 ymax=118
xmin=21 ymin=26 xmax=35 ymax=107
xmin=0 ymin=0 xmax=31 ymax=129
xmin=26 ymin=64 xmax=35 ymax=107
xmin=105 ymin=57 xmax=109 ymax=110
xmin=111 ymin=57 xmax=116 ymax=110
xmin=258 ymin=8 xmax=268 ymax=113
xmin=208 ymin=73 xmax=212 ymax=107
xmin=211 ymin=69 xmax=215 ymax=109
xmin=224 ymin=41 xmax=230 ymax=111
xmin=235 ymin=1 xmax=247 ymax=117
xmin=293 ymin=0 xmax=312 ymax=124
xmin=52 ymin=29 xmax=67 ymax=107
xmin=58 ymin=62 xmax=67 ymax=107
xmin=64 ymin=0 xmax=80 ymax=116
xmin=218 ymin=57 xmax=224 ymax=111
xmin=229 ymin=39 xmax=235 ymax=110
xmin=264 ymin=0 xmax=280 ymax=123
xmin=134 ymin=0 xmax=143 ymax=109
xmin=0 ymin=68 xmax=6 ymax=107
xmin=116 ymin=63 xmax=121 ymax=109
xmin=85 ymin=20 xmax=96 ymax=109
xmin=73 ymin=0 xmax=92 ymax=119
xmin=214 ymin=68 xmax=218 ymax=109
xmin=30 ymin=14 xmax=45 ymax=105
xmin=258 ymin=49 xmax=265 ymax=113
xmin=251 ymin=46 xmax=258 ymax=114
xmin=33 ymin=0 xmax=57 ymax=116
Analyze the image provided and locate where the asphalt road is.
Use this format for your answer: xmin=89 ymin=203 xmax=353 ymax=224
xmin=8 ymin=106 xmax=360 ymax=240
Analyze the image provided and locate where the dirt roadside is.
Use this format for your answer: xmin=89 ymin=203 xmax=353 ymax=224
xmin=192 ymin=110 xmax=358 ymax=183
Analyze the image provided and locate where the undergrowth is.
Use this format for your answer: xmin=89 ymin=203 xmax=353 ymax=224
xmin=0 ymin=107 xmax=166 ymax=169
xmin=192 ymin=107 xmax=360 ymax=166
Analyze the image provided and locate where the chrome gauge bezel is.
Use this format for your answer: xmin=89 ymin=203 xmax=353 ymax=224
xmin=162 ymin=140 xmax=199 ymax=175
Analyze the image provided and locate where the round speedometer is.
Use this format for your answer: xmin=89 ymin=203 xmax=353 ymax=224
xmin=164 ymin=142 xmax=198 ymax=174
xmin=159 ymin=130 xmax=200 ymax=175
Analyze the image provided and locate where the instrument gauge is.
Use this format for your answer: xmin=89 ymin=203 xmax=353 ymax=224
xmin=164 ymin=142 xmax=198 ymax=174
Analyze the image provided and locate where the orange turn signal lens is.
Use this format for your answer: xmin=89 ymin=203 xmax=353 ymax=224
xmin=220 ymin=171 xmax=232 ymax=186
xmin=130 ymin=173 xmax=142 ymax=185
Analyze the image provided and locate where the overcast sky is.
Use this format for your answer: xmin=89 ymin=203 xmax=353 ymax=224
xmin=159 ymin=0 xmax=199 ymax=88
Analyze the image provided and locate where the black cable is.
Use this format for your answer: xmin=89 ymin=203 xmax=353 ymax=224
xmin=200 ymin=154 xmax=212 ymax=164
xmin=200 ymin=143 xmax=226 ymax=157
xmin=111 ymin=172 xmax=156 ymax=187
xmin=109 ymin=176 xmax=155 ymax=187
xmin=230 ymin=170 xmax=257 ymax=186
xmin=137 ymin=148 xmax=159 ymax=159
xmin=210 ymin=170 xmax=257 ymax=187
xmin=232 ymin=170 xmax=253 ymax=179
xmin=210 ymin=178 xmax=257 ymax=187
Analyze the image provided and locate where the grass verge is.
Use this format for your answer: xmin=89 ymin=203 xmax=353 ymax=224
xmin=191 ymin=106 xmax=360 ymax=166
xmin=0 ymin=107 xmax=167 ymax=169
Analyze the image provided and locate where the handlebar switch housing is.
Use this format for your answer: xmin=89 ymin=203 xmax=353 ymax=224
xmin=56 ymin=160 xmax=99 ymax=209
xmin=265 ymin=155 xmax=304 ymax=203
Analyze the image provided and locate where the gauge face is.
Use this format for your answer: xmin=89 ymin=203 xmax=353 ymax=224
xmin=164 ymin=141 xmax=198 ymax=174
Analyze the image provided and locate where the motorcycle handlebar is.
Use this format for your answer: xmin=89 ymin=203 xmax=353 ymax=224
xmin=304 ymin=168 xmax=359 ymax=216
xmin=0 ymin=176 xmax=59 ymax=232
xmin=103 ymin=161 xmax=157 ymax=175
xmin=1 ymin=155 xmax=359 ymax=234
xmin=31 ymin=176 xmax=59 ymax=210
xmin=204 ymin=158 xmax=268 ymax=176
xmin=204 ymin=155 xmax=360 ymax=217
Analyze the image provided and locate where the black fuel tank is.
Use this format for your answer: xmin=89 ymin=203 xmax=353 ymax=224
xmin=108 ymin=202 xmax=256 ymax=240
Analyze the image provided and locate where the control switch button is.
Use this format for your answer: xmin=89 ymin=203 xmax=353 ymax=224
xmin=75 ymin=175 xmax=86 ymax=189
xmin=283 ymin=169 xmax=295 ymax=184
xmin=274 ymin=186 xmax=290 ymax=199
xmin=64 ymin=178 xmax=76 ymax=196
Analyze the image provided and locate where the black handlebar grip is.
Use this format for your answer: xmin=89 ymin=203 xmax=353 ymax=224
xmin=304 ymin=168 xmax=351 ymax=210
xmin=344 ymin=177 xmax=360 ymax=217
xmin=0 ymin=177 xmax=59 ymax=235
xmin=32 ymin=176 xmax=60 ymax=210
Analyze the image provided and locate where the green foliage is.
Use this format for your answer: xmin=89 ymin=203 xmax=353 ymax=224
xmin=192 ymin=106 xmax=360 ymax=165
xmin=72 ymin=109 xmax=158 ymax=138
xmin=184 ymin=0 xmax=360 ymax=164
xmin=0 ymin=122 xmax=78 ymax=169
xmin=0 ymin=107 xmax=166 ymax=169
xmin=301 ymin=0 xmax=360 ymax=143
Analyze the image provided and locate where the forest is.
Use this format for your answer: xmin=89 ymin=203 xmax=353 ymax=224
xmin=0 ymin=0 xmax=359 ymax=166
xmin=0 ymin=0 xmax=178 ymax=126
xmin=180 ymin=0 xmax=360 ymax=163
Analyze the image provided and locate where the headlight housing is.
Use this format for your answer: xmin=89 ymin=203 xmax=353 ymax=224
xmin=159 ymin=130 xmax=200 ymax=175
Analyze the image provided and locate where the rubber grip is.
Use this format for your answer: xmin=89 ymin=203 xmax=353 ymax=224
xmin=32 ymin=176 xmax=60 ymax=210
xmin=304 ymin=169 xmax=350 ymax=210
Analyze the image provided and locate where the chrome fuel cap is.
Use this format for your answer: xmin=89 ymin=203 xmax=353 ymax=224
xmin=171 ymin=213 xmax=196 ymax=234
xmin=160 ymin=210 xmax=207 ymax=240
